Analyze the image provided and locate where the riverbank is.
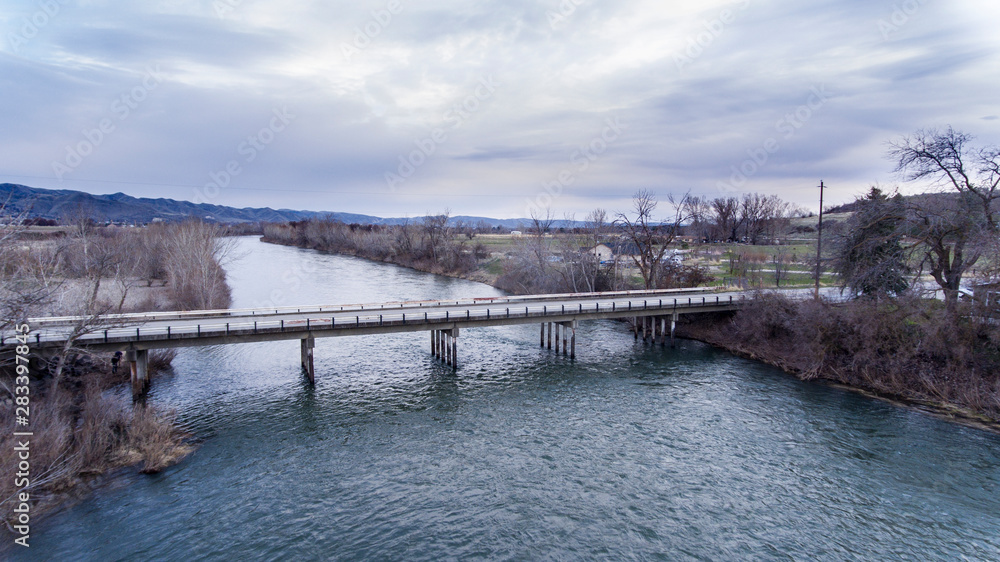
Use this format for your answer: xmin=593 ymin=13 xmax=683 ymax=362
xmin=260 ymin=235 xmax=501 ymax=287
xmin=677 ymin=294 xmax=1000 ymax=430
xmin=1 ymin=221 xmax=236 ymax=529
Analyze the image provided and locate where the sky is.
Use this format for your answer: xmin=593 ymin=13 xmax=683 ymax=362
xmin=2 ymin=0 xmax=999 ymax=220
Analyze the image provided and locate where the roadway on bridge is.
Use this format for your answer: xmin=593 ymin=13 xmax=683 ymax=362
xmin=7 ymin=287 xmax=839 ymax=350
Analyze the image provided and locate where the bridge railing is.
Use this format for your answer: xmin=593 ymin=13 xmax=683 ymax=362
xmin=23 ymin=287 xmax=722 ymax=327
xmin=9 ymin=294 xmax=757 ymax=347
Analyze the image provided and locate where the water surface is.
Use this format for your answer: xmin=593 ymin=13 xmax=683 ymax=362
xmin=18 ymin=237 xmax=1000 ymax=560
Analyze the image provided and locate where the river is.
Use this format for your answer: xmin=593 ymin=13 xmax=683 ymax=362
xmin=18 ymin=237 xmax=1000 ymax=560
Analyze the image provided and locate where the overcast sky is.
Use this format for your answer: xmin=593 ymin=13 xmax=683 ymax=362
xmin=2 ymin=0 xmax=998 ymax=219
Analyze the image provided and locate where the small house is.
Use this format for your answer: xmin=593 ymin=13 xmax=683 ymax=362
xmin=587 ymin=243 xmax=614 ymax=263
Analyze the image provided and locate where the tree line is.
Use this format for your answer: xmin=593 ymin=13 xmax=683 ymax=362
xmin=832 ymin=127 xmax=1000 ymax=310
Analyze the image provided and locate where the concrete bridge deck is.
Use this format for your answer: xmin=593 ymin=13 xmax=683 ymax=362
xmin=3 ymin=287 xmax=829 ymax=397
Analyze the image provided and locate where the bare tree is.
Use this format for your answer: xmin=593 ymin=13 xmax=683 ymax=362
xmin=0 ymin=205 xmax=59 ymax=334
xmin=711 ymin=197 xmax=741 ymax=242
xmin=773 ymin=246 xmax=793 ymax=288
xmin=890 ymin=127 xmax=1000 ymax=231
xmin=615 ymin=190 xmax=690 ymax=290
xmin=683 ymin=196 xmax=713 ymax=241
xmin=889 ymin=127 xmax=1000 ymax=309
xmin=421 ymin=210 xmax=450 ymax=261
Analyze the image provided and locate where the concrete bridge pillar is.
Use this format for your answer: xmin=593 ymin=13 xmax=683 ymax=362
xmin=671 ymin=313 xmax=678 ymax=348
xmin=548 ymin=322 xmax=553 ymax=349
xmin=431 ymin=329 xmax=457 ymax=369
xmin=569 ymin=320 xmax=576 ymax=358
xmin=301 ymin=336 xmax=315 ymax=384
xmin=446 ymin=331 xmax=453 ymax=367
xmin=127 ymin=348 xmax=149 ymax=400
xmin=540 ymin=323 xmax=545 ymax=347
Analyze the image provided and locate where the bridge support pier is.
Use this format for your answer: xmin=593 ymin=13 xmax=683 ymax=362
xmin=568 ymin=320 xmax=576 ymax=358
xmin=548 ymin=322 xmax=553 ymax=349
xmin=446 ymin=331 xmax=452 ymax=367
xmin=127 ymin=348 xmax=149 ymax=400
xmin=301 ymin=336 xmax=315 ymax=384
xmin=633 ymin=317 xmax=638 ymax=340
xmin=431 ymin=329 xmax=457 ymax=369
xmin=671 ymin=313 xmax=678 ymax=348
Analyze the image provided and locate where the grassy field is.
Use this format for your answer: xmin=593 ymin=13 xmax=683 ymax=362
xmin=461 ymin=233 xmax=839 ymax=288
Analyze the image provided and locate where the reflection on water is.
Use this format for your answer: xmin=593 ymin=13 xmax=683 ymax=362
xmin=20 ymin=238 xmax=1000 ymax=561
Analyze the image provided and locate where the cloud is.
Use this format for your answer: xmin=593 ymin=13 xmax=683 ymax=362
xmin=1 ymin=0 xmax=998 ymax=217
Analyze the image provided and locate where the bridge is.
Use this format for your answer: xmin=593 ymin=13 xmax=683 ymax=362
xmin=3 ymin=288 xmax=799 ymax=398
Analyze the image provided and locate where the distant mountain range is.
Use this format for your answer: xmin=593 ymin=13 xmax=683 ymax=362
xmin=0 ymin=184 xmax=568 ymax=228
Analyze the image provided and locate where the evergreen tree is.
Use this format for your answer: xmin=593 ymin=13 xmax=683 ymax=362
xmin=834 ymin=187 xmax=910 ymax=298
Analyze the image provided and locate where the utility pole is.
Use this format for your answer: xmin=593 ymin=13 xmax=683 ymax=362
xmin=814 ymin=180 xmax=825 ymax=299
